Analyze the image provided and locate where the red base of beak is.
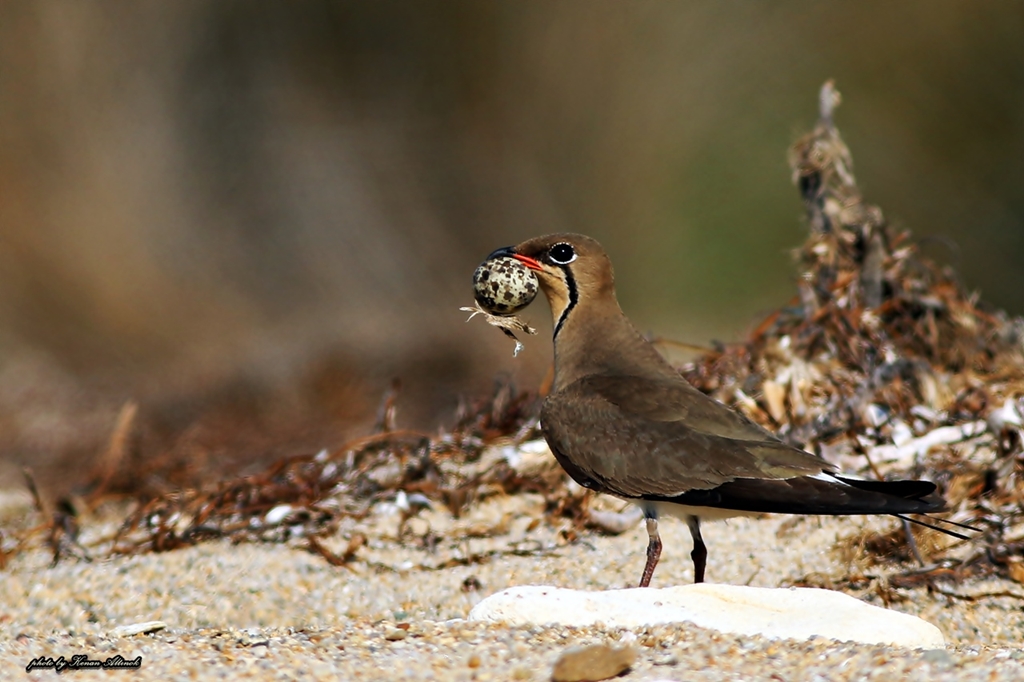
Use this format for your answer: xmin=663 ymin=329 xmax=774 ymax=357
xmin=512 ymin=254 xmax=543 ymax=271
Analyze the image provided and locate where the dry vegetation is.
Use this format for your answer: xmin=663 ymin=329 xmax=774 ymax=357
xmin=4 ymin=83 xmax=1023 ymax=598
xmin=682 ymin=82 xmax=1024 ymax=590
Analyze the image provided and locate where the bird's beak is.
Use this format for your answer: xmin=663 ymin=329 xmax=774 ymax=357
xmin=485 ymin=245 xmax=544 ymax=272
xmin=511 ymin=253 xmax=543 ymax=272
xmin=485 ymin=246 xmax=516 ymax=260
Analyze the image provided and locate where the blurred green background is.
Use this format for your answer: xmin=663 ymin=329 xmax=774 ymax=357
xmin=1 ymin=1 xmax=1022 ymax=489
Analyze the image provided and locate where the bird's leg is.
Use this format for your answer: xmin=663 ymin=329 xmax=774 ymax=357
xmin=686 ymin=515 xmax=707 ymax=583
xmin=639 ymin=516 xmax=662 ymax=588
xmin=900 ymin=517 xmax=925 ymax=566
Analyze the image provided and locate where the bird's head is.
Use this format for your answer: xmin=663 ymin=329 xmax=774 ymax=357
xmin=488 ymin=233 xmax=618 ymax=338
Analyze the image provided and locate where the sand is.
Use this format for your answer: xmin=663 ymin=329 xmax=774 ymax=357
xmin=2 ymin=491 xmax=1023 ymax=681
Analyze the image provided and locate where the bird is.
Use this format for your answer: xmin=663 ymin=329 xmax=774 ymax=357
xmin=486 ymin=233 xmax=968 ymax=586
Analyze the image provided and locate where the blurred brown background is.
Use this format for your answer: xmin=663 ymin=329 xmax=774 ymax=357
xmin=1 ymin=1 xmax=1022 ymax=493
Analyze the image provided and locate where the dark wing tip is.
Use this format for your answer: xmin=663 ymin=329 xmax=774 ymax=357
xmin=647 ymin=473 xmax=947 ymax=516
xmin=832 ymin=475 xmax=937 ymax=500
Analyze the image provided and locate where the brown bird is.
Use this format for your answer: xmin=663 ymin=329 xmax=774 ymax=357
xmin=487 ymin=233 xmax=967 ymax=586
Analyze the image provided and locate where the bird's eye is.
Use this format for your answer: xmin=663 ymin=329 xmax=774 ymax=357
xmin=549 ymin=243 xmax=576 ymax=265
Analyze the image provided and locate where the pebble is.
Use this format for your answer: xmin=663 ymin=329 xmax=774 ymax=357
xmin=551 ymin=643 xmax=637 ymax=682
xmin=110 ymin=621 xmax=168 ymax=637
xmin=651 ymin=653 xmax=679 ymax=666
xmin=922 ymin=649 xmax=954 ymax=666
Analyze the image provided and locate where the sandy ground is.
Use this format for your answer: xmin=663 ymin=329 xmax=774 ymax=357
xmin=2 ymin=490 xmax=1023 ymax=681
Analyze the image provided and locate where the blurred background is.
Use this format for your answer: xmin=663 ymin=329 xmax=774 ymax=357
xmin=1 ymin=1 xmax=1022 ymax=494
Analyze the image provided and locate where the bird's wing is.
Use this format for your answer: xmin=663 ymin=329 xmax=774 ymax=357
xmin=540 ymin=373 xmax=832 ymax=498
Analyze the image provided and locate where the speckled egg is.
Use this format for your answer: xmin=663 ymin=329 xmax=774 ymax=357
xmin=473 ymin=256 xmax=539 ymax=315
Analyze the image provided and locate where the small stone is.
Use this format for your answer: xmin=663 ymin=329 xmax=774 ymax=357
xmin=237 ymin=629 xmax=269 ymax=647
xmin=922 ymin=649 xmax=953 ymax=666
xmin=384 ymin=628 xmax=408 ymax=642
xmin=264 ymin=504 xmax=294 ymax=525
xmin=652 ymin=652 xmax=679 ymax=666
xmin=110 ymin=621 xmax=167 ymax=637
xmin=550 ymin=643 xmax=637 ymax=682
xmin=468 ymin=653 xmax=482 ymax=668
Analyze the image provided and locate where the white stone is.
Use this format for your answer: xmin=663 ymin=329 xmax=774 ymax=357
xmin=265 ymin=504 xmax=294 ymax=525
xmin=110 ymin=621 xmax=167 ymax=637
xmin=468 ymin=584 xmax=944 ymax=649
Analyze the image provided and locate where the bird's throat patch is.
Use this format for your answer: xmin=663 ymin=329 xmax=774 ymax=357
xmin=553 ymin=266 xmax=579 ymax=339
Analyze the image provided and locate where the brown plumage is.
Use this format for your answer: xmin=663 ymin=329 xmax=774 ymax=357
xmin=489 ymin=233 xmax=958 ymax=586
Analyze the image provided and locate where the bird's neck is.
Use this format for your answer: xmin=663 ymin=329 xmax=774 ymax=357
xmin=551 ymin=292 xmax=676 ymax=392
